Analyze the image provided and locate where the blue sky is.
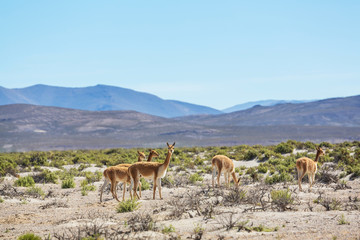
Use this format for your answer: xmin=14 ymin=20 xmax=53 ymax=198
xmin=1 ymin=1 xmax=359 ymax=110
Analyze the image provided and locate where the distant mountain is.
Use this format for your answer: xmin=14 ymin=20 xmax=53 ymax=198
xmin=222 ymin=99 xmax=314 ymax=113
xmin=179 ymin=95 xmax=360 ymax=127
xmin=1 ymin=104 xmax=359 ymax=151
xmin=0 ymin=84 xmax=222 ymax=118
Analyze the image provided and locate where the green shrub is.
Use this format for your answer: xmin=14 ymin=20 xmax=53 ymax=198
xmin=274 ymin=142 xmax=293 ymax=154
xmin=140 ymin=178 xmax=150 ymax=190
xmin=189 ymin=173 xmax=203 ymax=184
xmin=246 ymin=167 xmax=259 ymax=182
xmin=116 ymin=199 xmax=140 ymax=213
xmin=271 ymin=189 xmax=294 ymax=211
xmin=257 ymin=164 xmax=268 ymax=174
xmin=265 ymin=172 xmax=293 ymax=184
xmin=15 ymin=176 xmax=35 ymax=187
xmin=84 ymin=171 xmax=102 ymax=183
xmin=61 ymin=177 xmax=75 ymax=189
xmin=0 ymin=196 xmax=4 ymax=203
xmin=81 ymin=179 xmax=96 ymax=196
xmin=244 ymin=149 xmax=258 ymax=160
xmin=17 ymin=233 xmax=42 ymax=240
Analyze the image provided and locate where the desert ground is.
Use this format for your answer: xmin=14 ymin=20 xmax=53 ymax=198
xmin=1 ymin=158 xmax=360 ymax=240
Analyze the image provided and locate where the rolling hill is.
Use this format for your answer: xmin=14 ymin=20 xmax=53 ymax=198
xmin=179 ymin=95 xmax=360 ymax=127
xmin=1 ymin=97 xmax=360 ymax=151
xmin=0 ymin=84 xmax=221 ymax=118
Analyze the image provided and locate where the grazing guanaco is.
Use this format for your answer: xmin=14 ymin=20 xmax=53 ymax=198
xmin=100 ymin=151 xmax=145 ymax=202
xmin=128 ymin=142 xmax=175 ymax=200
xmin=296 ymin=147 xmax=325 ymax=191
xmin=212 ymin=155 xmax=240 ymax=188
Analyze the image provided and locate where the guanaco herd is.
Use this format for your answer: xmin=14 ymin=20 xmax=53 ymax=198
xmin=100 ymin=142 xmax=325 ymax=202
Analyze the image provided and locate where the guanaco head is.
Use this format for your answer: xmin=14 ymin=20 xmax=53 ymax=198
xmin=137 ymin=151 xmax=146 ymax=162
xmin=314 ymin=147 xmax=325 ymax=162
xmin=167 ymin=142 xmax=176 ymax=153
xmin=147 ymin=149 xmax=159 ymax=161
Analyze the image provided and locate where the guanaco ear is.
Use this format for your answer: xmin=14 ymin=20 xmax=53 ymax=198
xmin=173 ymin=142 xmax=175 ymax=146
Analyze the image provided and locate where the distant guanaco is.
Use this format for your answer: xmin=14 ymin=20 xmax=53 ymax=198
xmin=296 ymin=147 xmax=325 ymax=191
xmin=212 ymin=155 xmax=240 ymax=188
xmin=128 ymin=142 xmax=175 ymax=200
xmin=100 ymin=151 xmax=146 ymax=202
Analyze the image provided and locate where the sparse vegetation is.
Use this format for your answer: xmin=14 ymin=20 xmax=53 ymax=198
xmin=15 ymin=176 xmax=35 ymax=187
xmin=61 ymin=177 xmax=75 ymax=189
xmin=0 ymin=140 xmax=359 ymax=239
xmin=116 ymin=199 xmax=140 ymax=213
xmin=17 ymin=233 xmax=42 ymax=240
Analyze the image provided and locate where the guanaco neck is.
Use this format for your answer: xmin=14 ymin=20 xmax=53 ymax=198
xmin=161 ymin=149 xmax=173 ymax=168
xmin=314 ymin=150 xmax=321 ymax=162
xmin=147 ymin=152 xmax=155 ymax=162
xmin=138 ymin=155 xmax=144 ymax=162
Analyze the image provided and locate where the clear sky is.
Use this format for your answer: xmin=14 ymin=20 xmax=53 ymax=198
xmin=1 ymin=1 xmax=359 ymax=110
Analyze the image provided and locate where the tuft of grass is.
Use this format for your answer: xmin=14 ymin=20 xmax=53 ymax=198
xmin=0 ymin=196 xmax=4 ymax=203
xmin=15 ymin=176 xmax=35 ymax=187
xmin=162 ymin=224 xmax=176 ymax=234
xmin=81 ymin=180 xmax=96 ymax=196
xmin=116 ymin=199 xmax=140 ymax=213
xmin=26 ymin=186 xmax=45 ymax=198
xmin=338 ymin=214 xmax=350 ymax=225
xmin=17 ymin=233 xmax=42 ymax=240
xmin=61 ymin=177 xmax=75 ymax=189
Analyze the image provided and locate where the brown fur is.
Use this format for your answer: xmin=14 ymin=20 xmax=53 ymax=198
xmin=100 ymin=151 xmax=145 ymax=202
xmin=147 ymin=149 xmax=159 ymax=162
xmin=128 ymin=142 xmax=175 ymax=200
xmin=212 ymin=155 xmax=239 ymax=188
xmin=296 ymin=147 xmax=325 ymax=191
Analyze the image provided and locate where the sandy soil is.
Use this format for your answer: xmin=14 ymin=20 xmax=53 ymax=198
xmin=1 ymin=166 xmax=360 ymax=240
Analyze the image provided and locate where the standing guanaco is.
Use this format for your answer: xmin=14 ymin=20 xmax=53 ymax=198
xmin=296 ymin=147 xmax=325 ymax=191
xmin=128 ymin=142 xmax=175 ymax=200
xmin=212 ymin=155 xmax=240 ymax=188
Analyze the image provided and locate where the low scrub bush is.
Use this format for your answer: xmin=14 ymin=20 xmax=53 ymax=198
xmin=274 ymin=142 xmax=293 ymax=154
xmin=271 ymin=189 xmax=294 ymax=211
xmin=189 ymin=173 xmax=203 ymax=184
xmin=61 ymin=177 xmax=75 ymax=189
xmin=15 ymin=176 xmax=35 ymax=187
xmin=116 ymin=199 xmax=140 ymax=213
xmin=26 ymin=186 xmax=45 ymax=198
xmin=17 ymin=233 xmax=42 ymax=240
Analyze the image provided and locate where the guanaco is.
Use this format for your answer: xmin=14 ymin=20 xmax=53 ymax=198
xmin=212 ymin=155 xmax=240 ymax=188
xmin=296 ymin=147 xmax=325 ymax=191
xmin=128 ymin=142 xmax=175 ymax=200
xmin=100 ymin=151 xmax=145 ymax=202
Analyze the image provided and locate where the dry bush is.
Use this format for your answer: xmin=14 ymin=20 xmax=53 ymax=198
xmin=317 ymin=166 xmax=339 ymax=184
xmin=0 ymin=182 xmax=23 ymax=198
xmin=216 ymin=212 xmax=242 ymax=231
xmin=127 ymin=212 xmax=157 ymax=232
xmin=222 ymin=187 xmax=247 ymax=206
xmin=315 ymin=191 xmax=342 ymax=211
xmin=40 ymin=199 xmax=69 ymax=209
xmin=270 ymin=188 xmax=295 ymax=211
xmin=244 ymin=184 xmax=272 ymax=212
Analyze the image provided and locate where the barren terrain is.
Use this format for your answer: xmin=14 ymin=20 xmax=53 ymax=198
xmin=1 ymin=157 xmax=360 ymax=240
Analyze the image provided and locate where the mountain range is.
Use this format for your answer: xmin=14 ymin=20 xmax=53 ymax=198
xmin=0 ymin=84 xmax=221 ymax=118
xmin=0 ymin=84 xmax=359 ymax=151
